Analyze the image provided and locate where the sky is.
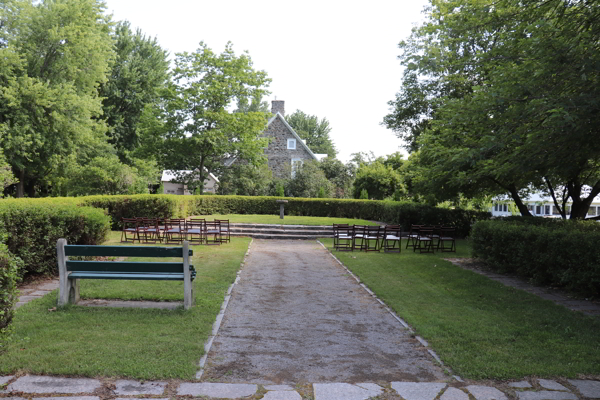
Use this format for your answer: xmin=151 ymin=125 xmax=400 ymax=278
xmin=103 ymin=0 xmax=430 ymax=163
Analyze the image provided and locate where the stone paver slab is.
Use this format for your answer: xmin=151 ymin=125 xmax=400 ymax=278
xmin=517 ymin=391 xmax=577 ymax=400
xmin=33 ymin=397 xmax=99 ymax=400
xmin=0 ymin=376 xmax=14 ymax=387
xmin=7 ymin=376 xmax=101 ymax=394
xmin=314 ymin=383 xmax=383 ymax=400
xmin=265 ymin=385 xmax=295 ymax=391
xmin=510 ymin=382 xmax=533 ymax=389
xmin=466 ymin=385 xmax=508 ymax=400
xmin=568 ymin=380 xmax=600 ymax=398
xmin=391 ymin=382 xmax=447 ymax=400
xmin=114 ymin=380 xmax=167 ymax=395
xmin=177 ymin=382 xmax=257 ymax=398
xmin=262 ymin=391 xmax=302 ymax=400
xmin=5 ymin=398 xmax=27 ymax=400
xmin=538 ymin=380 xmax=569 ymax=391
xmin=441 ymin=387 xmax=469 ymax=400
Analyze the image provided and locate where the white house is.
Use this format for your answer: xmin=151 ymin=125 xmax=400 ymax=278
xmin=161 ymin=170 xmax=219 ymax=195
xmin=491 ymin=191 xmax=600 ymax=218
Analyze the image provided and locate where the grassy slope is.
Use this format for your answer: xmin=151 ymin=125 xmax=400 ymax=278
xmin=321 ymin=238 xmax=600 ymax=380
xmin=1 ymin=233 xmax=250 ymax=379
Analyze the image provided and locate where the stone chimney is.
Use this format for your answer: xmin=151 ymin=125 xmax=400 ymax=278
xmin=271 ymin=100 xmax=285 ymax=116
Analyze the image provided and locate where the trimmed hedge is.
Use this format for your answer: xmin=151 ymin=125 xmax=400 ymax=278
xmin=0 ymin=200 xmax=110 ymax=278
xmin=0 ymin=238 xmax=22 ymax=350
xmin=471 ymin=219 xmax=600 ymax=297
xmin=78 ymin=194 xmax=488 ymax=237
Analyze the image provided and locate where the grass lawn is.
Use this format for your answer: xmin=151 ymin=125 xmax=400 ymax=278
xmin=191 ymin=214 xmax=378 ymax=226
xmin=321 ymin=238 xmax=600 ymax=380
xmin=1 ymin=232 xmax=251 ymax=380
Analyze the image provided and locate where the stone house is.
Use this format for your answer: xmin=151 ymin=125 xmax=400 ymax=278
xmin=161 ymin=169 xmax=219 ymax=195
xmin=226 ymin=100 xmax=327 ymax=178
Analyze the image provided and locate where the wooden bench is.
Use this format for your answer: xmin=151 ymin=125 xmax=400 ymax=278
xmin=57 ymin=239 xmax=196 ymax=310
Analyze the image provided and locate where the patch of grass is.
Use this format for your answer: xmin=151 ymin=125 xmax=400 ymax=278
xmin=0 ymin=233 xmax=251 ymax=379
xmin=192 ymin=214 xmax=378 ymax=226
xmin=321 ymin=238 xmax=600 ymax=379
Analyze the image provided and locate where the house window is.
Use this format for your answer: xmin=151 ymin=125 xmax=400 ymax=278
xmin=503 ymin=204 xmax=508 ymax=212
xmin=588 ymin=206 xmax=597 ymax=216
xmin=545 ymin=205 xmax=551 ymax=215
xmin=553 ymin=206 xmax=561 ymax=215
xmin=494 ymin=204 xmax=498 ymax=212
xmin=527 ymin=204 xmax=534 ymax=212
xmin=291 ymin=158 xmax=303 ymax=178
xmin=536 ymin=205 xmax=542 ymax=215
xmin=287 ymin=138 xmax=296 ymax=150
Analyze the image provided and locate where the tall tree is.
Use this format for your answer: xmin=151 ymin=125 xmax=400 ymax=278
xmin=286 ymin=110 xmax=337 ymax=158
xmin=0 ymin=0 xmax=114 ymax=197
xmin=384 ymin=0 xmax=600 ymax=218
xmin=98 ymin=21 xmax=170 ymax=163
xmin=161 ymin=42 xmax=271 ymax=191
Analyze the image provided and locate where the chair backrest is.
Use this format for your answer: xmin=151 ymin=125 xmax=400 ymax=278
xmin=353 ymin=225 xmax=367 ymax=236
xmin=216 ymin=219 xmax=229 ymax=230
xmin=440 ymin=227 xmax=456 ymax=238
xmin=384 ymin=225 xmax=402 ymax=237
xmin=365 ymin=225 xmax=381 ymax=238
xmin=186 ymin=219 xmax=204 ymax=231
xmin=418 ymin=228 xmax=433 ymax=238
xmin=122 ymin=218 xmax=138 ymax=229
xmin=333 ymin=224 xmax=350 ymax=236
xmin=204 ymin=220 xmax=220 ymax=232
xmin=164 ymin=218 xmax=185 ymax=231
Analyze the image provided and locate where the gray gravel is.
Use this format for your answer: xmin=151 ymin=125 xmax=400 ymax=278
xmin=202 ymin=239 xmax=446 ymax=384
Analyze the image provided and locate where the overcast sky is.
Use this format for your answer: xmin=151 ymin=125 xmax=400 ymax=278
xmin=103 ymin=0 xmax=430 ymax=163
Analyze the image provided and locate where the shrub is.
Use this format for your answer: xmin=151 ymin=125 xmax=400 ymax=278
xmin=471 ymin=219 xmax=600 ymax=297
xmin=0 ymin=237 xmax=22 ymax=350
xmin=0 ymin=201 xmax=110 ymax=278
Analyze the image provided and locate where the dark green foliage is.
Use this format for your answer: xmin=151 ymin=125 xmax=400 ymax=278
xmin=0 ymin=201 xmax=110 ymax=278
xmin=359 ymin=189 xmax=368 ymax=199
xmin=0 ymin=237 xmax=22 ymax=349
xmin=275 ymin=183 xmax=285 ymax=197
xmin=472 ymin=219 xmax=600 ymax=297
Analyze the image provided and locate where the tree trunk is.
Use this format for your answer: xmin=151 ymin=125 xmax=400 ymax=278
xmin=507 ymin=184 xmax=532 ymax=217
xmin=16 ymin=169 xmax=25 ymax=198
xmin=568 ymin=181 xmax=600 ymax=220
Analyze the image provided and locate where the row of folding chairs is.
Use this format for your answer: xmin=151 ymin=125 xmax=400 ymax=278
xmin=406 ymin=225 xmax=456 ymax=253
xmin=120 ymin=217 xmax=230 ymax=245
xmin=332 ymin=224 xmax=403 ymax=253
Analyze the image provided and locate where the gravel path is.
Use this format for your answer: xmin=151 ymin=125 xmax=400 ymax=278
xmin=203 ymin=239 xmax=446 ymax=384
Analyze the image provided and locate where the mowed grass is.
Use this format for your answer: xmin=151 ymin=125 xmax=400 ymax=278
xmin=193 ymin=214 xmax=378 ymax=226
xmin=321 ymin=238 xmax=600 ymax=380
xmin=1 ymin=232 xmax=251 ymax=379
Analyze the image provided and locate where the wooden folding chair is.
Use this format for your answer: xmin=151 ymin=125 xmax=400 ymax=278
xmin=381 ymin=225 xmax=402 ymax=253
xmin=415 ymin=227 xmax=435 ymax=253
xmin=352 ymin=225 xmax=367 ymax=251
xmin=217 ymin=219 xmax=230 ymax=243
xmin=121 ymin=218 xmax=140 ymax=243
xmin=363 ymin=225 xmax=381 ymax=252
xmin=204 ymin=220 xmax=221 ymax=245
xmin=438 ymin=227 xmax=456 ymax=253
xmin=406 ymin=224 xmax=423 ymax=250
xmin=139 ymin=218 xmax=162 ymax=243
xmin=186 ymin=218 xmax=205 ymax=245
xmin=333 ymin=224 xmax=353 ymax=251
xmin=163 ymin=218 xmax=186 ymax=244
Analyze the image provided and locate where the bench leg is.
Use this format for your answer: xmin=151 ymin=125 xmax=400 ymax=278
xmin=183 ymin=241 xmax=194 ymax=310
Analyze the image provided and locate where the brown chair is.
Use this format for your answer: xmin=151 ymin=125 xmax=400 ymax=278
xmin=204 ymin=220 xmax=221 ymax=245
xmin=186 ymin=218 xmax=205 ymax=245
xmin=121 ymin=218 xmax=140 ymax=243
xmin=139 ymin=218 xmax=162 ymax=243
xmin=333 ymin=224 xmax=353 ymax=251
xmin=415 ymin=227 xmax=435 ymax=253
xmin=217 ymin=219 xmax=230 ymax=243
xmin=163 ymin=218 xmax=186 ymax=244
xmin=438 ymin=227 xmax=456 ymax=253
xmin=381 ymin=225 xmax=402 ymax=253
xmin=363 ymin=225 xmax=381 ymax=252
xmin=352 ymin=225 xmax=368 ymax=251
xmin=406 ymin=224 xmax=423 ymax=250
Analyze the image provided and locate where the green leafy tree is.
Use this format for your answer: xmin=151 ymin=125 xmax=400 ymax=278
xmin=98 ymin=21 xmax=170 ymax=163
xmin=286 ymin=110 xmax=337 ymax=157
xmin=352 ymin=159 xmax=403 ymax=200
xmin=0 ymin=0 xmax=114 ymax=197
xmin=385 ymin=0 xmax=600 ymax=218
xmin=319 ymin=157 xmax=355 ymax=198
xmin=218 ymin=163 xmax=273 ymax=196
xmin=161 ymin=42 xmax=271 ymax=192
xmin=287 ymin=161 xmax=333 ymax=198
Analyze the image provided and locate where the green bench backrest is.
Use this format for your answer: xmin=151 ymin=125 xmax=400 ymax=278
xmin=64 ymin=245 xmax=193 ymax=258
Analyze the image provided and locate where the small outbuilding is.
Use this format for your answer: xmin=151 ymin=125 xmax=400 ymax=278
xmin=161 ymin=170 xmax=219 ymax=195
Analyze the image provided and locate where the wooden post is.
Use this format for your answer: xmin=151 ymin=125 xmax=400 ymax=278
xmin=57 ymin=238 xmax=69 ymax=306
xmin=183 ymin=241 xmax=193 ymax=310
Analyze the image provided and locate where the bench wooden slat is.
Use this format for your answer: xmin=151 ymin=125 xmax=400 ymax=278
xmin=64 ymin=245 xmax=193 ymax=258
xmin=67 ymin=272 xmax=188 ymax=281
xmin=66 ymin=261 xmax=195 ymax=274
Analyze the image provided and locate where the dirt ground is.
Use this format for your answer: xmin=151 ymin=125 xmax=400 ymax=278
xmin=202 ymin=239 xmax=447 ymax=385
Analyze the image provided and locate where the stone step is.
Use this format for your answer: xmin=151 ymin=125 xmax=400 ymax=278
xmin=226 ymin=223 xmax=334 ymax=239
xmin=230 ymin=223 xmax=332 ymax=231
xmin=230 ymin=227 xmax=332 ymax=235
xmin=230 ymin=232 xmax=330 ymax=240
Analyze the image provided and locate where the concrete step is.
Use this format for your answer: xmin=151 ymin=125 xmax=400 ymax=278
xmin=227 ymin=223 xmax=333 ymax=240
